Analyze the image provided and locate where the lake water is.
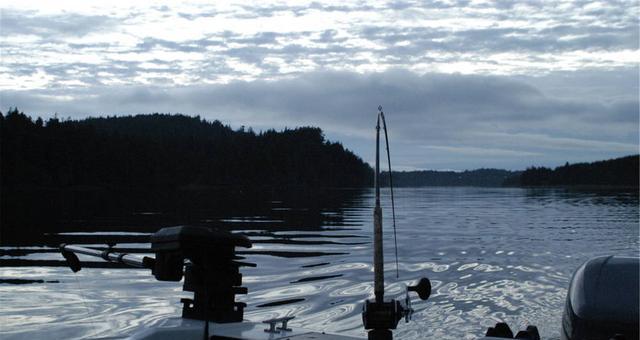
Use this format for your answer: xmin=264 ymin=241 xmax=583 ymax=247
xmin=0 ymin=187 xmax=638 ymax=339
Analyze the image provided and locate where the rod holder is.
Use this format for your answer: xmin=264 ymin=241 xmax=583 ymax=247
xmin=60 ymin=226 xmax=253 ymax=323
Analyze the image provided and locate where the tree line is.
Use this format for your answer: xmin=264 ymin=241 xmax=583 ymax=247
xmin=381 ymin=169 xmax=518 ymax=187
xmin=0 ymin=108 xmax=373 ymax=189
xmin=513 ymin=155 xmax=639 ymax=187
xmin=381 ymin=156 xmax=638 ymax=188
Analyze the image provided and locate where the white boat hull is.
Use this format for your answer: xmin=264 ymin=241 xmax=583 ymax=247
xmin=111 ymin=317 xmax=361 ymax=340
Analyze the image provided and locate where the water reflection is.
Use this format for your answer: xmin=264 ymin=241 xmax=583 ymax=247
xmin=0 ymin=187 xmax=637 ymax=339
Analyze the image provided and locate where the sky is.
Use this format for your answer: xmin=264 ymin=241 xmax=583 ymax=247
xmin=1 ymin=0 xmax=638 ymax=170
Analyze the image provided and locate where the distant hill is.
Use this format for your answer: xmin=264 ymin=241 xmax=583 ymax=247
xmin=381 ymin=169 xmax=519 ymax=187
xmin=381 ymin=155 xmax=639 ymax=188
xmin=516 ymin=155 xmax=639 ymax=187
xmin=0 ymin=108 xmax=373 ymax=188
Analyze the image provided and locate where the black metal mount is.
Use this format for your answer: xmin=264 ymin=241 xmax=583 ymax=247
xmin=60 ymin=226 xmax=254 ymax=324
xmin=149 ymin=226 xmax=253 ymax=323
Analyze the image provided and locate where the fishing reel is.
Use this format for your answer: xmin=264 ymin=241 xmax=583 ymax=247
xmin=362 ymin=277 xmax=432 ymax=339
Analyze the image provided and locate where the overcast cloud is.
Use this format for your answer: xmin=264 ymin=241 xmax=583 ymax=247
xmin=1 ymin=0 xmax=638 ymax=170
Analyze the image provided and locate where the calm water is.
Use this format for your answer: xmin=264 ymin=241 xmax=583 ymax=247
xmin=1 ymin=187 xmax=638 ymax=339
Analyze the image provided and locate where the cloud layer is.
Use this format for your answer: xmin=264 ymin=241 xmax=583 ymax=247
xmin=2 ymin=1 xmax=638 ymax=89
xmin=3 ymin=69 xmax=637 ymax=170
xmin=1 ymin=0 xmax=638 ymax=169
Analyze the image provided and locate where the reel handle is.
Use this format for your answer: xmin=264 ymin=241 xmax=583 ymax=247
xmin=408 ymin=277 xmax=431 ymax=301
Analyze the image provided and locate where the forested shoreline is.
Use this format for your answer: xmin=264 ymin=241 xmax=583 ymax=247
xmin=383 ymin=155 xmax=639 ymax=188
xmin=0 ymin=108 xmax=374 ymax=244
xmin=381 ymin=169 xmax=518 ymax=187
xmin=0 ymin=108 xmax=636 ymax=243
xmin=514 ymin=155 xmax=639 ymax=187
xmin=2 ymin=108 xmax=634 ymax=190
xmin=0 ymin=108 xmax=372 ymax=189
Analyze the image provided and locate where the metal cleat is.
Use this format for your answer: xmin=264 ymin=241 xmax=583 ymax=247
xmin=263 ymin=316 xmax=295 ymax=333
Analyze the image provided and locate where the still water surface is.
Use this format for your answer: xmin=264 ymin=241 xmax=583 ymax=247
xmin=1 ymin=187 xmax=638 ymax=339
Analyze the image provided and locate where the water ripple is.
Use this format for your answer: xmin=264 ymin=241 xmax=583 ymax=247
xmin=0 ymin=187 xmax=637 ymax=340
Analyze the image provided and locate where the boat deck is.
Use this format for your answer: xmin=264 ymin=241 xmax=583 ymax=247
xmin=103 ymin=317 xmax=363 ymax=340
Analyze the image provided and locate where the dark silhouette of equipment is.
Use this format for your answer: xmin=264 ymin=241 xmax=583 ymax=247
xmin=484 ymin=322 xmax=540 ymax=339
xmin=60 ymin=226 xmax=253 ymax=323
xmin=408 ymin=278 xmax=431 ymax=301
xmin=361 ymin=106 xmax=431 ymax=340
xmin=560 ymin=256 xmax=639 ymax=340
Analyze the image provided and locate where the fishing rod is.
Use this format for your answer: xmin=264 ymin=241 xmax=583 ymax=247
xmin=362 ymin=106 xmax=431 ymax=340
xmin=379 ymin=107 xmax=399 ymax=279
xmin=372 ymin=105 xmax=399 ymax=301
xmin=60 ymin=244 xmax=154 ymax=272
